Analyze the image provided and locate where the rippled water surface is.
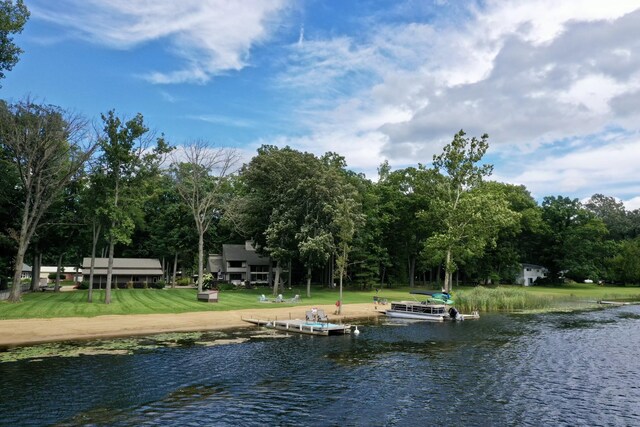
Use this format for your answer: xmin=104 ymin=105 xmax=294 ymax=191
xmin=2 ymin=306 xmax=640 ymax=426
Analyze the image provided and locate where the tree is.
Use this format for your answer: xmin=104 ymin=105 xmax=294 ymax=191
xmin=464 ymin=182 xmax=541 ymax=284
xmin=333 ymin=185 xmax=364 ymax=314
xmin=0 ymin=99 xmax=95 ymax=301
xmin=539 ymin=196 xmax=609 ymax=282
xmin=426 ymin=130 xmax=517 ymax=292
xmin=585 ymin=193 xmax=631 ymax=240
xmin=96 ymin=110 xmax=171 ymax=304
xmin=378 ymin=165 xmax=439 ymax=287
xmin=171 ymin=140 xmax=239 ymax=294
xmin=0 ymin=0 xmax=29 ymax=84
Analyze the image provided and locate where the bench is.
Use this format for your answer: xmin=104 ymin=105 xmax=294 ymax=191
xmin=197 ymin=290 xmax=219 ymax=302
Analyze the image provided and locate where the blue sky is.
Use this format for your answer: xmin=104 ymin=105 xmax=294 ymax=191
xmin=4 ymin=0 xmax=640 ymax=208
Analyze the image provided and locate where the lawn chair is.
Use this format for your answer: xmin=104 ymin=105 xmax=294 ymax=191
xmin=316 ymin=309 xmax=328 ymax=322
xmin=288 ymin=294 xmax=300 ymax=303
xmin=258 ymin=294 xmax=268 ymax=302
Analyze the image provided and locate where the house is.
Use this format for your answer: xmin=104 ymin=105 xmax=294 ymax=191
xmin=207 ymin=242 xmax=272 ymax=285
xmin=39 ymin=266 xmax=83 ymax=285
xmin=516 ymin=263 xmax=548 ymax=286
xmin=81 ymin=258 xmax=163 ymax=288
xmin=20 ymin=263 xmax=32 ymax=280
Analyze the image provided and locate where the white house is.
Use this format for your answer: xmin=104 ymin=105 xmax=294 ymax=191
xmin=516 ymin=263 xmax=548 ymax=286
xmin=39 ymin=266 xmax=83 ymax=285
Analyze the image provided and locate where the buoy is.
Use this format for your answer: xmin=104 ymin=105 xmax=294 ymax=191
xmin=353 ymin=326 xmax=360 ymax=335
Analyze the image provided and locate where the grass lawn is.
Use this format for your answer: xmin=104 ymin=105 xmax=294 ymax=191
xmin=1 ymin=283 xmax=639 ymax=320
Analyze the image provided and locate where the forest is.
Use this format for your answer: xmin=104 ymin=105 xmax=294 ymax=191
xmin=2 ymin=103 xmax=640 ymax=304
xmin=1 ymin=1 xmax=640 ymax=303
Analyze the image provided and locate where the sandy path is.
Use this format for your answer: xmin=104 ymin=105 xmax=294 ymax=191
xmin=0 ymin=303 xmax=385 ymax=347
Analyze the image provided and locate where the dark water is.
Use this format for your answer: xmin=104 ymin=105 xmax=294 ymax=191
xmin=2 ymin=306 xmax=640 ymax=426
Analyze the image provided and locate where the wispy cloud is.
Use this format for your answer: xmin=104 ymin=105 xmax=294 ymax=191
xmin=30 ymin=0 xmax=290 ymax=84
xmin=188 ymin=114 xmax=255 ymax=129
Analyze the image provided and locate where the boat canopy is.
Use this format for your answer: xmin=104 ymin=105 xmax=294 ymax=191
xmin=410 ymin=290 xmax=451 ymax=298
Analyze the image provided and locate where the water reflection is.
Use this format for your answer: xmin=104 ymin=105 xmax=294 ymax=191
xmin=1 ymin=306 xmax=640 ymax=426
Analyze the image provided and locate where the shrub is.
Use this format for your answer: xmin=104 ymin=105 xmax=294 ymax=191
xmin=126 ymin=281 xmax=134 ymax=289
xmin=77 ymin=281 xmax=89 ymax=290
xmin=176 ymin=277 xmax=191 ymax=286
xmin=217 ymin=282 xmax=235 ymax=291
xmin=48 ymin=273 xmax=61 ymax=280
xmin=151 ymin=280 xmax=166 ymax=289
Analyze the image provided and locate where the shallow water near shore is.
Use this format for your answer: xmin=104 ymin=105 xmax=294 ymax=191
xmin=1 ymin=306 xmax=640 ymax=426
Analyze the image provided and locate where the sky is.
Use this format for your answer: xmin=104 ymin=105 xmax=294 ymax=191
xmin=4 ymin=0 xmax=640 ymax=209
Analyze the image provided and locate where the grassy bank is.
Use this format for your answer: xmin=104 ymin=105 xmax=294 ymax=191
xmin=0 ymin=287 xmax=396 ymax=320
xmin=2 ymin=284 xmax=639 ymax=320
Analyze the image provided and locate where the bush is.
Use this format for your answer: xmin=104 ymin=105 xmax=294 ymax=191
xmin=151 ymin=280 xmax=166 ymax=289
xmin=77 ymin=281 xmax=89 ymax=290
xmin=176 ymin=277 xmax=191 ymax=286
xmin=217 ymin=282 xmax=235 ymax=291
xmin=126 ymin=281 xmax=134 ymax=289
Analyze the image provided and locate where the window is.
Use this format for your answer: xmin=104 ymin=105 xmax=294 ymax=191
xmin=228 ymin=261 xmax=244 ymax=268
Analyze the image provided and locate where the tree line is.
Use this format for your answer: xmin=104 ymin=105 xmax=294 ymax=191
xmin=2 ymin=102 xmax=640 ymax=305
xmin=1 ymin=1 xmax=640 ymax=305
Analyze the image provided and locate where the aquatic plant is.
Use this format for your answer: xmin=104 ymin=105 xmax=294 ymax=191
xmin=455 ymin=286 xmax=561 ymax=312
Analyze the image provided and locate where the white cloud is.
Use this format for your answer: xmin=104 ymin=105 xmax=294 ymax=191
xmin=30 ymin=0 xmax=290 ymax=84
xmin=623 ymin=196 xmax=640 ymax=211
xmin=274 ymin=0 xmax=640 ymax=201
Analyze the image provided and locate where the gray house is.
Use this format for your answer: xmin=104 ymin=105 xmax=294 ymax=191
xmin=81 ymin=258 xmax=163 ymax=287
xmin=207 ymin=242 xmax=272 ymax=285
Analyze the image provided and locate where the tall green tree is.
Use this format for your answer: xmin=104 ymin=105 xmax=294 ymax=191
xmin=171 ymin=140 xmax=239 ymax=294
xmin=426 ymin=130 xmax=517 ymax=292
xmin=585 ymin=193 xmax=631 ymax=240
xmin=464 ymin=182 xmax=541 ymax=284
xmin=539 ymin=196 xmax=609 ymax=282
xmin=0 ymin=0 xmax=29 ymax=84
xmin=332 ymin=186 xmax=363 ymax=314
xmin=0 ymin=99 xmax=95 ymax=301
xmin=96 ymin=110 xmax=171 ymax=304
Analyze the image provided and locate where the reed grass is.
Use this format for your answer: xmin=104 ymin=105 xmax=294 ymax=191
xmin=454 ymin=286 xmax=561 ymax=312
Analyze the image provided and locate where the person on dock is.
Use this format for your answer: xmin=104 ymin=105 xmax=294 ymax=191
xmin=311 ymin=307 xmax=318 ymax=322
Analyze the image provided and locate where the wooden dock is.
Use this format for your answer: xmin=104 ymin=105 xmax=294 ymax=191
xmin=242 ymin=318 xmax=353 ymax=336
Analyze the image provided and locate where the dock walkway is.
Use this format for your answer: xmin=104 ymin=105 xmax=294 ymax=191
xmin=243 ymin=317 xmax=353 ymax=336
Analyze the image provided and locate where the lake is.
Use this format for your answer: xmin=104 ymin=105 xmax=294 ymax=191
xmin=1 ymin=305 xmax=640 ymax=426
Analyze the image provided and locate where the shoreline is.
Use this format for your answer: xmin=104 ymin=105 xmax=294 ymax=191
xmin=0 ymin=303 xmax=384 ymax=348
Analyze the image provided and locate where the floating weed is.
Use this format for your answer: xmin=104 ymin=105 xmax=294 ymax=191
xmin=194 ymin=338 xmax=250 ymax=346
xmin=617 ymin=312 xmax=640 ymax=320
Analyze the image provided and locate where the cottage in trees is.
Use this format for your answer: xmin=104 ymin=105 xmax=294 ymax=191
xmin=81 ymin=258 xmax=163 ymax=288
xmin=207 ymin=242 xmax=272 ymax=286
xmin=516 ymin=263 xmax=548 ymax=286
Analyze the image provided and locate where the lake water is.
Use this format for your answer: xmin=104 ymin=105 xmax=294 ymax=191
xmin=2 ymin=305 xmax=640 ymax=426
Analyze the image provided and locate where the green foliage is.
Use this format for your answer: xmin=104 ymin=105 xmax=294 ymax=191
xmin=0 ymin=0 xmax=29 ymax=83
xmin=455 ymin=286 xmax=557 ymax=312
xmin=176 ymin=277 xmax=191 ymax=286
xmin=539 ymin=196 xmax=610 ymax=281
xmin=608 ymin=238 xmax=640 ymax=284
xmin=426 ymin=130 xmax=518 ymax=291
xmin=152 ymin=280 xmax=166 ymax=289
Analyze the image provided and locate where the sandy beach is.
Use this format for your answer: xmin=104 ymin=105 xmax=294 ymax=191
xmin=0 ymin=303 xmax=384 ymax=347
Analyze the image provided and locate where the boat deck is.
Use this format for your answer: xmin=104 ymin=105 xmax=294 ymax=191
xmin=243 ymin=318 xmax=353 ymax=336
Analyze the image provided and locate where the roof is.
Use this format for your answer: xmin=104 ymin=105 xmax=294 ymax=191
xmin=40 ymin=266 xmax=82 ymax=274
xmin=81 ymin=258 xmax=163 ymax=275
xmin=22 ymin=263 xmax=31 ymax=272
xmin=521 ymin=263 xmax=547 ymax=270
xmin=223 ymin=244 xmax=270 ymax=265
